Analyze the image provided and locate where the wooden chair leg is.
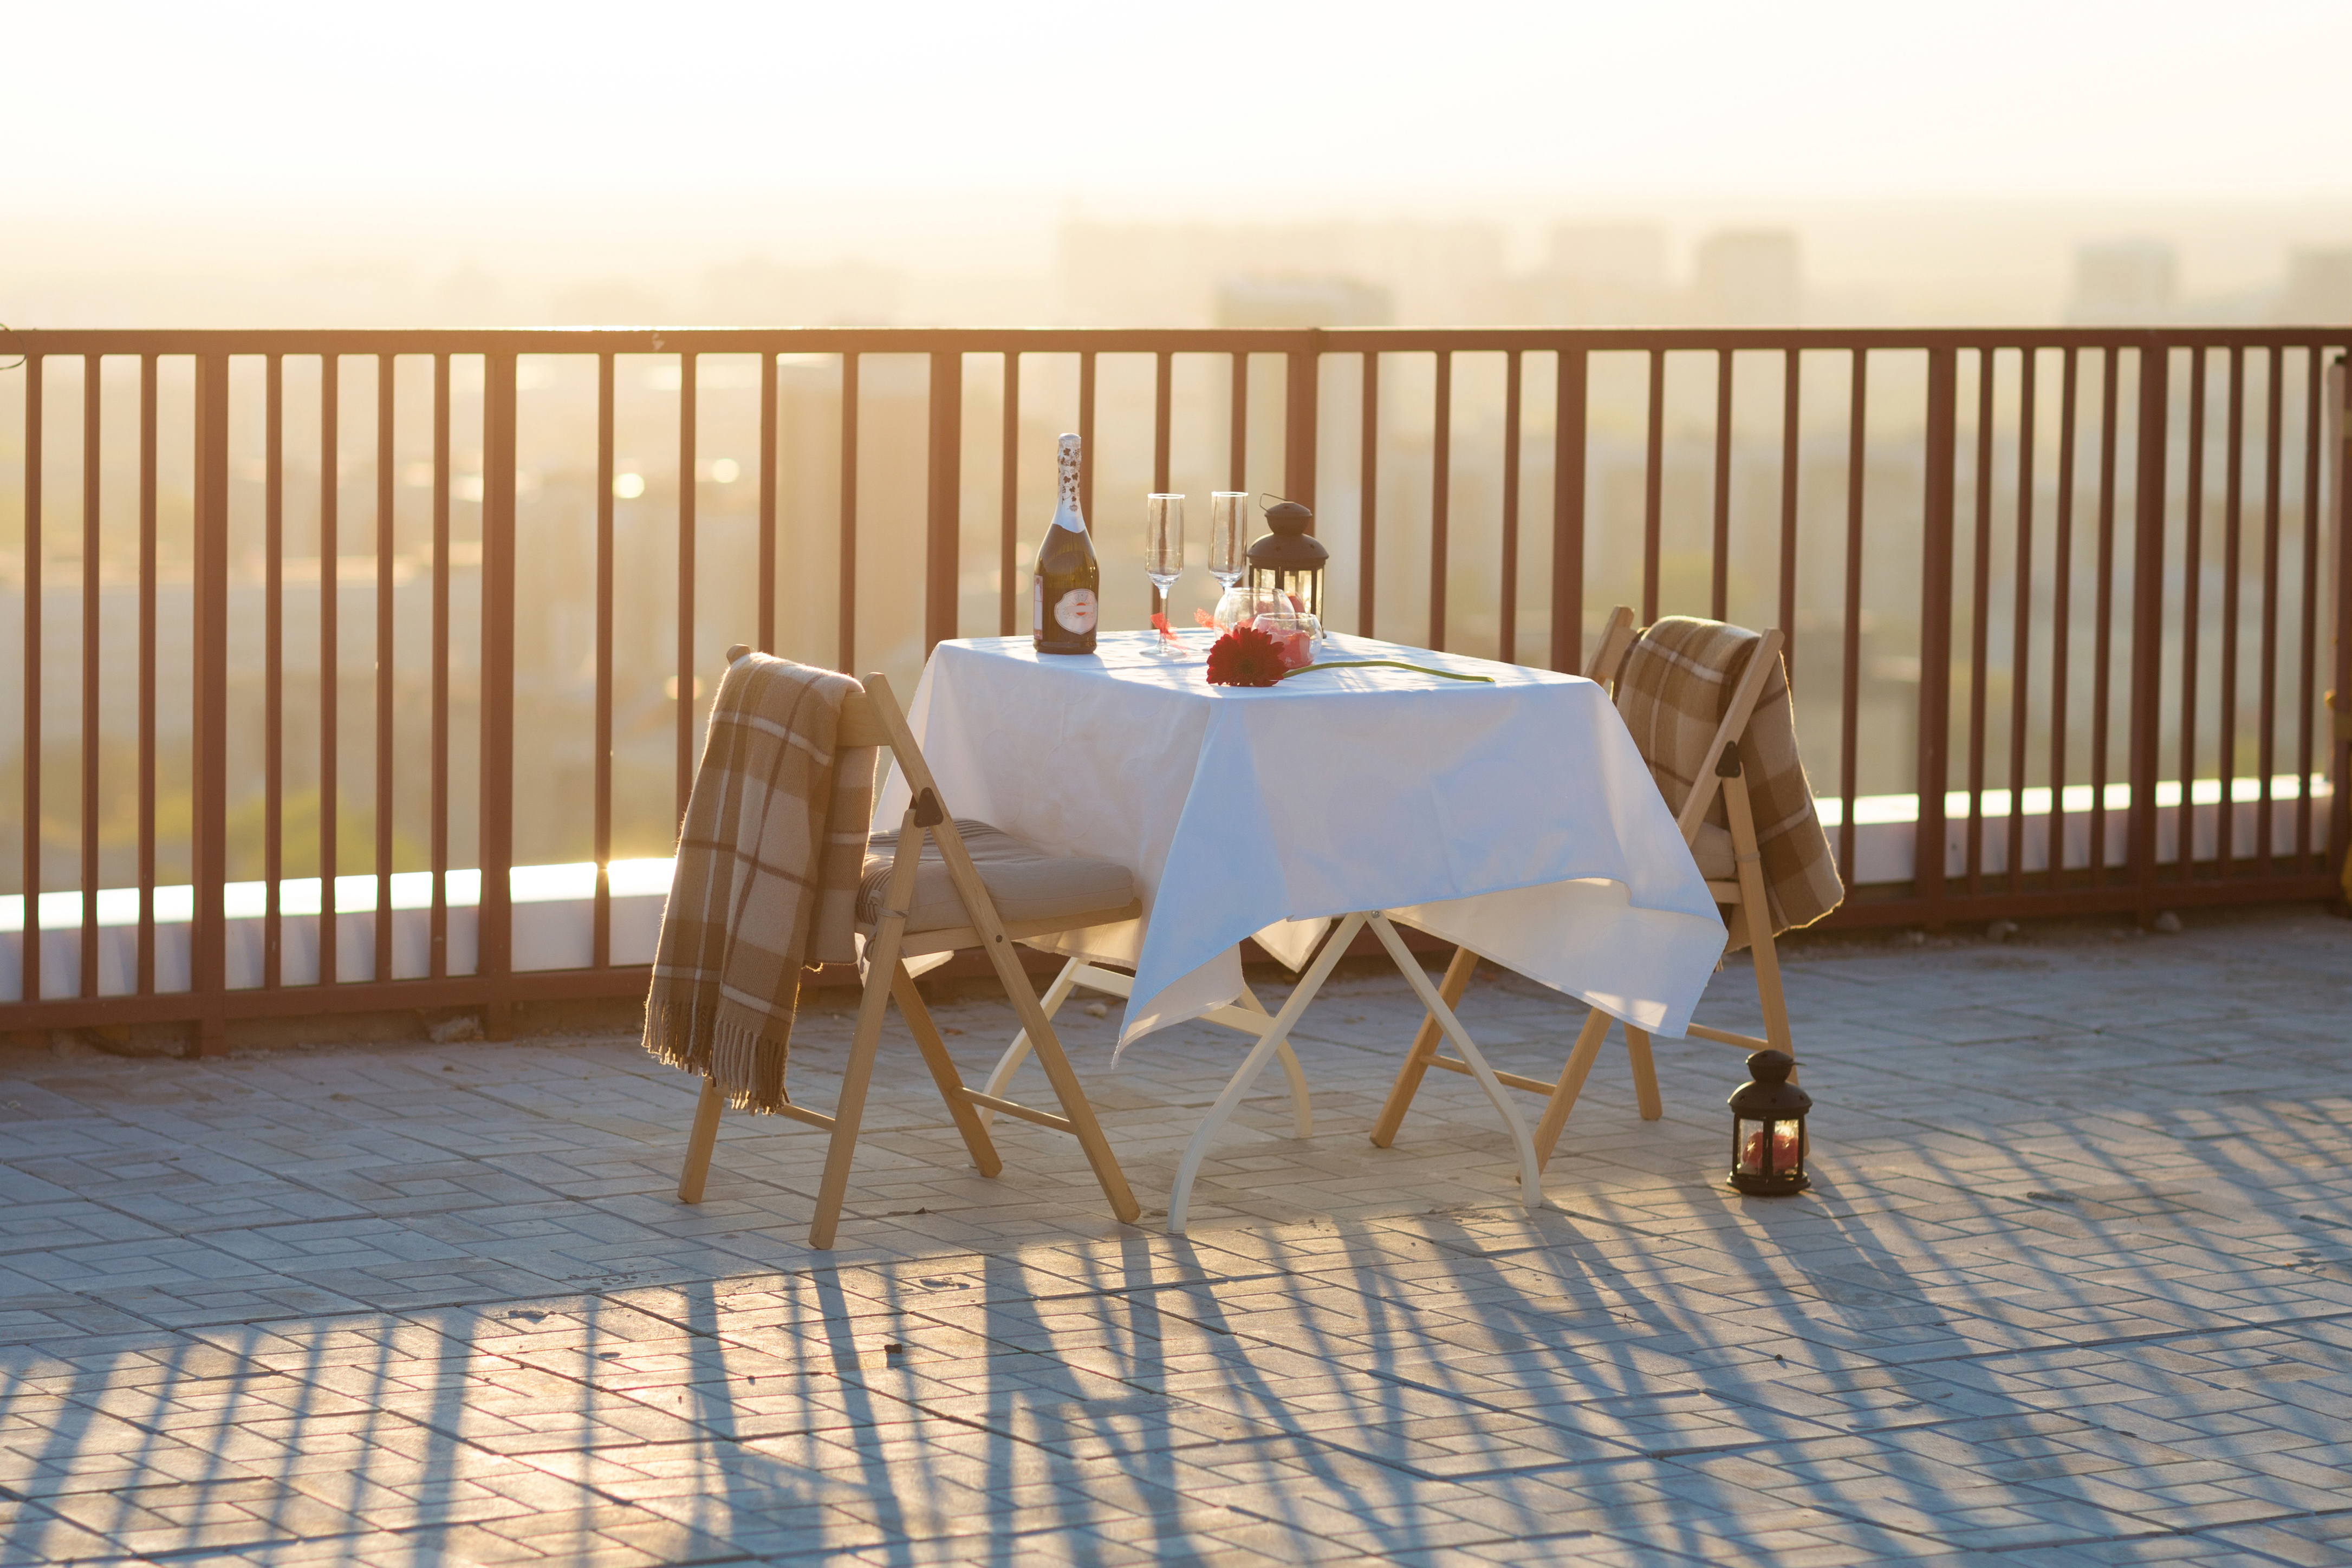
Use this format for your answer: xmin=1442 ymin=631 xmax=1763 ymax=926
xmin=809 ymin=934 xmax=901 ymax=1250
xmin=978 ymin=955 xmax=1085 ymax=1125
xmin=982 ymin=943 xmax=1141 ymax=1224
xmin=890 ymin=962 xmax=1004 ymax=1179
xmin=1532 ymin=1009 xmax=1613 ymax=1171
xmin=1624 ymin=1027 xmax=1662 ymax=1121
xmin=1370 ymin=945 xmax=1478 ymax=1148
xmin=809 ymin=810 xmax=926 ymax=1251
xmin=1723 ymin=764 xmax=1798 ymax=1066
xmin=678 ymin=1078 xmax=724 ymax=1203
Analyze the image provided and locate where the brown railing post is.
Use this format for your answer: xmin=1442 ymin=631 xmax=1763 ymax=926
xmin=1915 ymin=347 xmax=1959 ymax=930
xmin=926 ymin=351 xmax=963 ymax=653
xmin=1551 ymin=348 xmax=1588 ymax=672
xmin=191 ymin=353 xmax=231 ymax=1055
xmin=2128 ymin=343 xmax=2171 ymax=919
xmin=18 ymin=354 xmax=40 ymax=1007
xmin=1285 ymin=339 xmax=1319 ymax=516
xmin=2329 ymin=355 xmax=2350 ymax=905
xmin=479 ymin=352 xmax=518 ymax=1038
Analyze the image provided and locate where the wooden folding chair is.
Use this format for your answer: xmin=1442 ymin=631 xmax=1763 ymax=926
xmin=1370 ymin=605 xmax=1798 ymax=1169
xmin=675 ymin=659 xmax=1144 ymax=1248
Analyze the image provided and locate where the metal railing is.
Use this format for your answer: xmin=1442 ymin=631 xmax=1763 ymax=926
xmin=3 ymin=326 xmax=2347 ymax=1052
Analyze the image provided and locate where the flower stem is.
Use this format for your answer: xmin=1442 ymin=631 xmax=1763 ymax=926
xmin=1279 ymin=659 xmax=1494 ymax=684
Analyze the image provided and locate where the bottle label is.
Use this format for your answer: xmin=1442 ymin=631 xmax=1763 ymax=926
xmin=1051 ymin=587 xmax=1099 ymax=635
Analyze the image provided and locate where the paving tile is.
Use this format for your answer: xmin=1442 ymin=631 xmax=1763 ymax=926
xmin=1 ymin=908 xmax=2349 ymax=1562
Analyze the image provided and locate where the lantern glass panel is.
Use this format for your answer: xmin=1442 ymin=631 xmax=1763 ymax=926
xmin=1737 ymin=1117 xmax=1802 ymax=1178
xmin=1248 ymin=564 xmax=1322 ymax=622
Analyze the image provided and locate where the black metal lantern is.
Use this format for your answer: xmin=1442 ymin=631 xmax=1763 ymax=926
xmin=1726 ymin=1049 xmax=1811 ymax=1195
xmin=1245 ymin=499 xmax=1327 ymax=622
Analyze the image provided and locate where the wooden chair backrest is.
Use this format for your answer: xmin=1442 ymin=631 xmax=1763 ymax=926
xmin=1581 ymin=609 xmax=1785 ymax=850
xmin=725 ymin=643 xmax=895 ymax=753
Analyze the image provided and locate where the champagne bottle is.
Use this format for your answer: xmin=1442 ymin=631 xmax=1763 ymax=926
xmin=1032 ymin=432 xmax=1100 ymax=655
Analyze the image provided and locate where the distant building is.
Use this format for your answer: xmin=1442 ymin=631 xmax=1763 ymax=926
xmin=1060 ymin=221 xmax=1503 ymax=327
xmin=1212 ymin=276 xmax=1392 ymax=330
xmin=2273 ymin=248 xmax=2352 ymax=323
xmin=1539 ymin=224 xmax=1668 ymax=323
xmin=2067 ymin=240 xmax=2176 ymax=324
xmin=1690 ymin=230 xmax=1802 ymax=324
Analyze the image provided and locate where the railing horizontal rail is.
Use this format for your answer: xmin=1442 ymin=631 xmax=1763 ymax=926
xmin=3 ymin=323 xmax=2346 ymax=1051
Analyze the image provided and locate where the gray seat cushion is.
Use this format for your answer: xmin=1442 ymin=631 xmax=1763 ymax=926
xmin=1692 ymin=821 xmax=1736 ymax=882
xmin=859 ymin=819 xmax=1135 ymax=935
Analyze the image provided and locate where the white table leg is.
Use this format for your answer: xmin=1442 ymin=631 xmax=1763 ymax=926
xmin=977 ymin=955 xmax=1085 ymax=1125
xmin=1366 ymin=913 xmax=1543 ymax=1213
xmin=984 ymin=964 xmax=1313 ymax=1139
xmin=1167 ymin=913 xmax=1365 ymax=1235
xmin=1239 ymin=985 xmax=1313 ymax=1138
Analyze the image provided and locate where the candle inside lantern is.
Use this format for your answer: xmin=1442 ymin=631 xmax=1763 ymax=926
xmin=1738 ymin=1123 xmax=1802 ymax=1174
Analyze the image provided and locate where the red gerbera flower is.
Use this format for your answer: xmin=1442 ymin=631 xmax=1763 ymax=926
xmin=1205 ymin=624 xmax=1287 ymax=687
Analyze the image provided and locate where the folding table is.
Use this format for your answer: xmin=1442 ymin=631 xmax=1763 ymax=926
xmin=874 ymin=629 xmax=1727 ymax=1232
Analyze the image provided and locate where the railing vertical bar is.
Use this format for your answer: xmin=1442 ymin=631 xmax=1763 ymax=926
xmin=1550 ymin=349 xmax=1587 ymax=673
xmin=2257 ymin=347 xmax=2284 ymax=873
xmin=19 ymin=355 xmax=40 ymax=1005
xmin=925 ymin=351 xmax=962 ymax=654
xmin=1778 ymin=349 xmax=1800 ymax=682
xmin=81 ymin=356 xmax=103 ymax=998
xmin=2178 ymin=349 xmax=2206 ymax=883
xmin=2327 ymin=353 xmax=2350 ymax=896
xmin=676 ymin=350 xmax=697 ymax=823
xmin=2006 ymin=350 xmax=2038 ymax=894
xmin=2087 ymin=347 xmax=2120 ymax=888
xmin=1359 ymin=352 xmax=1379 ymax=639
xmin=1499 ymin=349 xmax=1522 ymax=665
xmin=262 ymin=355 xmax=283 ymax=991
xmin=138 ymin=355 xmax=157 ymax=994
xmin=757 ymin=351 xmax=777 ymax=654
xmin=1916 ymin=348 xmax=1959 ymax=928
xmin=1077 ymin=351 xmax=1097 ymax=524
xmin=191 ymin=353 xmax=229 ymax=1055
xmin=1711 ymin=348 xmax=1732 ymax=621
xmin=1643 ymin=348 xmax=1664 ymax=623
xmin=480 ymin=353 xmax=517 ymax=1035
xmin=2128 ymin=344 xmax=2170 ymax=916
xmin=593 ymin=354 xmax=614 ymax=972
xmin=1152 ymin=350 xmax=1172 ymax=493
xmin=837 ymin=353 xmax=858 ymax=673
xmin=372 ymin=355 xmax=394 ymax=986
xmin=1428 ymin=350 xmax=1452 ymax=650
xmin=999 ymin=354 xmax=1019 ymax=637
xmin=428 ymin=354 xmax=450 ymax=980
xmin=2295 ymin=348 xmax=2323 ymax=858
xmin=1283 ymin=344 xmax=1318 ymax=516
xmin=2047 ymin=352 xmax=2078 ymax=892
xmin=317 ymin=356 xmax=337 ymax=987
xmin=1837 ymin=350 xmax=1866 ymax=884
xmin=2219 ymin=347 xmax=2244 ymax=876
xmin=1228 ymin=353 xmax=1248 ymax=491
xmin=1964 ymin=349 xmax=1994 ymax=894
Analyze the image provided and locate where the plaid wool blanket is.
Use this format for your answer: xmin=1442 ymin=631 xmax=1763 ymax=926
xmin=1614 ymin=617 xmax=1844 ymax=944
xmin=642 ymin=653 xmax=878 ymax=1112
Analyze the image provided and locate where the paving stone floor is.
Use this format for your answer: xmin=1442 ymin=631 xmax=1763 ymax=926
xmin=2 ymin=906 xmax=2350 ymax=1566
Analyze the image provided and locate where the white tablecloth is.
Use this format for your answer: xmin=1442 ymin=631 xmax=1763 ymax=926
xmin=875 ymin=630 xmax=1726 ymax=1049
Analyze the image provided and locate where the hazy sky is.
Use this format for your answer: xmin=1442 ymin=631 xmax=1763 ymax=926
xmin=8 ymin=0 xmax=2348 ymax=206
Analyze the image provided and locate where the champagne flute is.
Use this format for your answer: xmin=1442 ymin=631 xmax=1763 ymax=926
xmin=1208 ymin=491 xmax=1248 ymax=591
xmin=1144 ymin=493 xmax=1185 ymax=650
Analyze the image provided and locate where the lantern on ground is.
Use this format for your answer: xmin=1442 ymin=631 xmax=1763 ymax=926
xmin=1246 ymin=499 xmax=1327 ymax=623
xmin=1727 ymin=1049 xmax=1811 ymax=1195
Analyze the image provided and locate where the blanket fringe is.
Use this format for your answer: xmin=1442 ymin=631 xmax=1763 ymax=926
xmin=644 ymin=996 xmax=795 ymax=1114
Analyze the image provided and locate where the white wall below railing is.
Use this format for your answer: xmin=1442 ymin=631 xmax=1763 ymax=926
xmin=0 ymin=776 xmax=2332 ymax=1002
